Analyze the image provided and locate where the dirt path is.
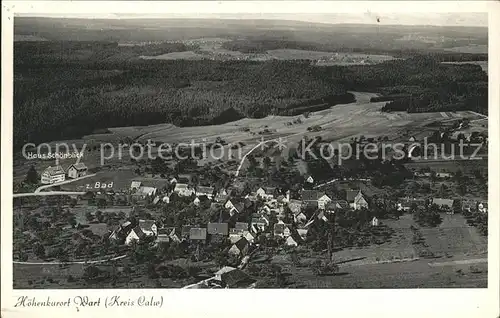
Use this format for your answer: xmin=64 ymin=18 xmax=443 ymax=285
xmin=34 ymin=173 xmax=97 ymax=193
xmin=13 ymin=254 xmax=128 ymax=265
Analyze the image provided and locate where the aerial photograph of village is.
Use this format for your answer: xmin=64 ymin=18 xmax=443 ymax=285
xmin=12 ymin=12 xmax=488 ymax=289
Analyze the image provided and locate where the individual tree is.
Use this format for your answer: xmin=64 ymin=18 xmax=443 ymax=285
xmin=25 ymin=165 xmax=39 ymax=184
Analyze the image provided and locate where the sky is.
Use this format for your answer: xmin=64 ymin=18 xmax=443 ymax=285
xmin=11 ymin=2 xmax=488 ymax=27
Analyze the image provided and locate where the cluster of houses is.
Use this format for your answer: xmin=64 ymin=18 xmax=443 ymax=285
xmin=105 ymin=178 xmax=378 ymax=258
xmin=40 ymin=162 xmax=88 ymax=184
xmin=397 ymin=197 xmax=488 ymax=214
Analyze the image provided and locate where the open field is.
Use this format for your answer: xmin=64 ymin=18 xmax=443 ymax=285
xmin=442 ymin=61 xmax=488 ymax=74
xmin=140 ymin=47 xmax=396 ymax=64
xmin=286 ymin=256 xmax=487 ymax=288
xmin=14 ymin=91 xmax=485 ymax=182
xmin=419 ymin=214 xmax=487 ymax=257
xmin=90 ymin=92 xmax=483 ymax=147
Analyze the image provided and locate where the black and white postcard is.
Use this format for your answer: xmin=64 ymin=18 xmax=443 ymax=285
xmin=1 ymin=1 xmax=499 ymax=317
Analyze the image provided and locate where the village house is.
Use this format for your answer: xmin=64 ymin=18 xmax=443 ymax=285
xmin=273 ymin=220 xmax=291 ymax=238
xmin=251 ymin=215 xmax=270 ymax=233
xmin=156 ymin=228 xmax=172 ymax=244
xmin=125 ymin=226 xmax=147 ymax=245
xmin=207 ymin=222 xmax=229 ymax=236
xmin=286 ymin=236 xmax=299 ymax=246
xmin=229 ymin=230 xmax=243 ymax=243
xmin=462 ymin=201 xmax=476 ymax=212
xmin=130 ymin=181 xmax=142 ymax=191
xmin=288 ymin=199 xmax=302 ymax=215
xmin=346 ymin=190 xmax=369 ymax=210
xmin=189 ymin=227 xmax=207 ymax=241
xmin=432 ymin=198 xmax=454 ymax=210
xmin=174 ymin=183 xmax=196 ymax=197
xmin=328 ymin=200 xmax=350 ymax=210
xmin=301 ymin=190 xmax=332 ymax=209
xmin=138 ymin=219 xmax=157 ymax=236
xmin=196 ymin=186 xmax=215 ymax=199
xmin=215 ymin=188 xmax=229 ymax=202
xmin=40 ymin=165 xmax=66 ymax=184
xmin=213 ymin=266 xmax=255 ymax=288
xmin=109 ymin=220 xmax=133 ymax=242
xmin=255 ymin=187 xmax=277 ymax=200
xmin=478 ymin=202 xmax=488 ymax=213
xmin=67 ymin=163 xmax=88 ymax=179
xmin=225 ymin=199 xmax=244 ymax=216
xmin=228 ymin=237 xmax=250 ymax=257
xmin=193 ymin=197 xmax=201 ymax=206
xmin=305 ymin=175 xmax=314 ymax=184
xmin=397 ymin=197 xmax=424 ymax=211
xmin=244 ymin=231 xmax=255 ymax=244
xmin=293 ymin=210 xmax=308 ymax=224
xmin=136 ymin=186 xmax=157 ymax=198
xmin=297 ymin=228 xmax=309 ymax=241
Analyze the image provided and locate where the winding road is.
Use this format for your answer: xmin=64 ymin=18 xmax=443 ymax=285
xmin=13 ymin=254 xmax=128 ymax=265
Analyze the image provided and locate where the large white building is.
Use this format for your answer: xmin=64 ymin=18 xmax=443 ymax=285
xmin=40 ymin=166 xmax=65 ymax=184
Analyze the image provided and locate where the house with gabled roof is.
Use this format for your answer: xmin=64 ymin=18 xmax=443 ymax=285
xmin=273 ymin=220 xmax=291 ymax=238
xmin=251 ymin=215 xmax=270 ymax=233
xmin=41 ymin=165 xmax=65 ymax=184
xmin=255 ymin=186 xmax=277 ymax=200
xmin=347 ymin=190 xmax=368 ymax=210
xmin=305 ymin=175 xmax=314 ymax=184
xmin=197 ymin=186 xmax=215 ymax=199
xmin=130 ymin=181 xmax=142 ymax=191
xmin=136 ymin=186 xmax=157 ymax=197
xmin=67 ymin=163 xmax=88 ymax=179
xmin=125 ymin=226 xmax=146 ymax=245
xmin=477 ymin=201 xmax=488 ymax=213
xmin=174 ymin=183 xmax=195 ymax=197
xmin=228 ymin=237 xmax=250 ymax=257
xmin=301 ymin=190 xmax=332 ymax=209
xmin=288 ymin=199 xmax=302 ymax=214
xmin=138 ymin=219 xmax=157 ymax=236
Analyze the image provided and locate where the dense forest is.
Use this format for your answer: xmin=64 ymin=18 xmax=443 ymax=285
xmin=14 ymin=39 xmax=487 ymax=148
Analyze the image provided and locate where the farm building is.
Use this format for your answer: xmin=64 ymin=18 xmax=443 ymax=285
xmin=40 ymin=165 xmax=65 ymax=184
xmin=67 ymin=163 xmax=88 ymax=179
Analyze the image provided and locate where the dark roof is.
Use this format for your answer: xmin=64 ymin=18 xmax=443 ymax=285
xmin=332 ymin=200 xmax=350 ymax=209
xmin=232 ymin=237 xmax=249 ymax=251
xmin=130 ymin=226 xmax=146 ymax=239
xmin=189 ymin=228 xmax=207 ymax=240
xmin=301 ymin=190 xmax=323 ymax=201
xmin=219 ymin=268 xmax=252 ymax=287
xmin=274 ymin=224 xmax=285 ymax=234
xmin=346 ymin=190 xmax=360 ymax=202
xmin=139 ymin=219 xmax=156 ymax=231
xmin=182 ymin=225 xmax=192 ymax=236
xmin=70 ymin=163 xmax=88 ymax=171
xmin=207 ymin=223 xmax=229 ymax=235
